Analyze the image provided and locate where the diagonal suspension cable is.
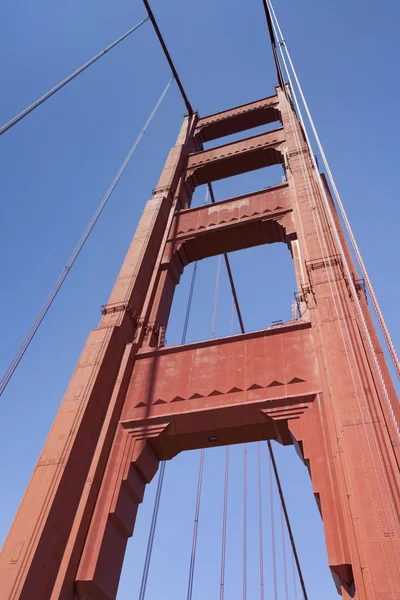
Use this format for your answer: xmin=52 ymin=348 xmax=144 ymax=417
xmin=141 ymin=0 xmax=193 ymax=114
xmin=260 ymin=0 xmax=286 ymax=92
xmin=207 ymin=183 xmax=245 ymax=334
xmin=292 ymin=550 xmax=298 ymax=600
xmin=267 ymin=0 xmax=399 ymax=380
xmin=266 ymin=3 xmax=400 ymax=574
xmin=0 ymin=17 xmax=149 ymax=137
xmin=0 ymin=77 xmax=173 ymax=397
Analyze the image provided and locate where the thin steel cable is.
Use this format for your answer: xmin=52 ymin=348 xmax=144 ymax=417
xmin=269 ymin=451 xmax=278 ymax=600
xmin=0 ymin=17 xmax=149 ymax=137
xmin=268 ymin=5 xmax=400 ymax=582
xmin=220 ymin=295 xmax=235 ymax=600
xmin=267 ymin=0 xmax=400 ymax=449
xmin=268 ymin=0 xmax=399 ymax=380
xmin=243 ymin=443 xmax=248 ymax=600
xmin=138 ymin=461 xmax=166 ymax=600
xmin=137 ymin=181 xmax=202 ymax=600
xmin=211 ymin=256 xmax=222 ymax=338
xmin=0 ymin=77 xmax=173 ymax=397
xmin=257 ymin=443 xmax=265 ymax=600
xmin=260 ymin=0 xmax=286 ymax=92
xmin=268 ymin=441 xmax=308 ymax=599
xmin=230 ymin=296 xmax=235 ymax=334
xmin=208 ymin=182 xmax=306 ymax=596
xmin=181 ymin=263 xmax=198 ymax=344
xmin=269 ymin=6 xmax=400 ymax=567
xmin=207 ymin=183 xmax=245 ymax=334
xmin=292 ymin=551 xmax=298 ymax=600
xmin=186 ymin=448 xmax=205 ymax=600
xmin=182 ymin=185 xmax=211 ymax=344
xmin=280 ymin=504 xmax=289 ymax=600
xmin=220 ymin=446 xmax=230 ymax=600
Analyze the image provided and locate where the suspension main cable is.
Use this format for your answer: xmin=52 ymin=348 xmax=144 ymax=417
xmin=141 ymin=0 xmax=193 ymax=114
xmin=0 ymin=77 xmax=173 ymax=398
xmin=0 ymin=17 xmax=149 ymax=137
xmin=267 ymin=0 xmax=399 ymax=380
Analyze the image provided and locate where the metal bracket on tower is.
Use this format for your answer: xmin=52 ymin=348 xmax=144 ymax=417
xmin=100 ymin=301 xmax=139 ymax=323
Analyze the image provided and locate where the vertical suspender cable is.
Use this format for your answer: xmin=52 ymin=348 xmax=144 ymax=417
xmin=269 ymin=450 xmax=278 ymax=600
xmin=220 ymin=446 xmax=230 ymax=600
xmin=138 ymin=461 xmax=166 ymax=600
xmin=268 ymin=441 xmax=308 ymax=599
xmin=280 ymin=504 xmax=289 ymax=600
xmin=186 ymin=448 xmax=205 ymax=600
xmin=257 ymin=443 xmax=265 ymax=600
xmin=211 ymin=256 xmax=222 ymax=338
xmin=0 ymin=17 xmax=150 ymax=136
xmin=208 ymin=182 xmax=307 ymax=597
xmin=220 ymin=292 xmax=235 ymax=600
xmin=182 ymin=186 xmax=210 ymax=344
xmin=0 ymin=77 xmax=173 ymax=398
xmin=243 ymin=444 xmax=248 ymax=600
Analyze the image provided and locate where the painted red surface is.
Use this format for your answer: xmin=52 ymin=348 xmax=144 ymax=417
xmin=1 ymin=91 xmax=399 ymax=600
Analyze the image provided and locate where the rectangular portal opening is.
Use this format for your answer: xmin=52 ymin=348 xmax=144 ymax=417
xmin=165 ymin=243 xmax=297 ymax=347
xmin=201 ymin=122 xmax=281 ymax=151
xmin=189 ymin=164 xmax=285 ymax=209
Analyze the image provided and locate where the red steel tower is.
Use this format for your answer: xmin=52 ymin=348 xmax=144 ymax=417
xmin=0 ymin=86 xmax=399 ymax=600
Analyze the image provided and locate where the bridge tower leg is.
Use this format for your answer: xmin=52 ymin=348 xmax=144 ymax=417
xmin=1 ymin=88 xmax=399 ymax=600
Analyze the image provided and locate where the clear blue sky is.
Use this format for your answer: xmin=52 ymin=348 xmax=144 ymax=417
xmin=0 ymin=1 xmax=399 ymax=599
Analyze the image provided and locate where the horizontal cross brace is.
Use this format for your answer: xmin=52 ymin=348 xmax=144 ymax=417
xmin=195 ymin=94 xmax=281 ymax=143
xmin=186 ymin=127 xmax=285 ymax=187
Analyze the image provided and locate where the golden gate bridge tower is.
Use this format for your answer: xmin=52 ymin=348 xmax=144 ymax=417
xmin=0 ymin=1 xmax=399 ymax=599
